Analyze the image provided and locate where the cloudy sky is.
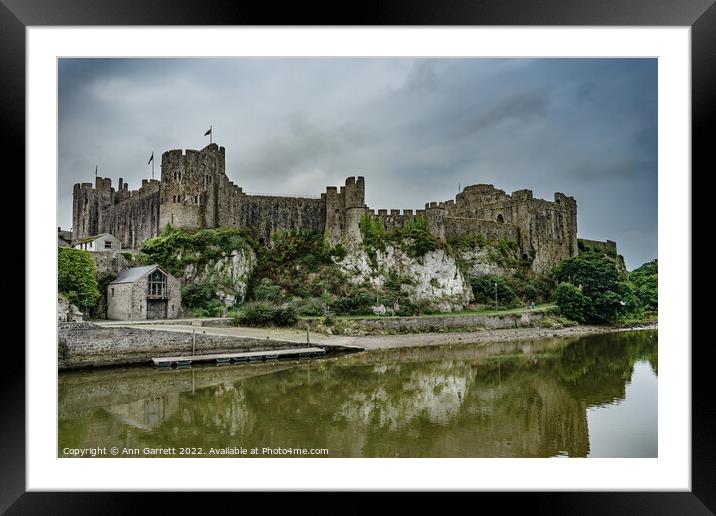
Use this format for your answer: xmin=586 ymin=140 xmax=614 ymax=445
xmin=58 ymin=58 xmax=657 ymax=269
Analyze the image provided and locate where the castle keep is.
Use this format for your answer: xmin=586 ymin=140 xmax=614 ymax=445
xmin=73 ymin=143 xmax=580 ymax=273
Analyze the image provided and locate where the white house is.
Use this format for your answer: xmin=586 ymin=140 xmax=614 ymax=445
xmin=73 ymin=233 xmax=122 ymax=252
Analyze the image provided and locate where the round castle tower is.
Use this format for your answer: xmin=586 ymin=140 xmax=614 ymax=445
xmin=159 ymin=143 xmax=226 ymax=230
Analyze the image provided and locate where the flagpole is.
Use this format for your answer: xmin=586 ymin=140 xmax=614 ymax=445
xmin=210 ymin=125 xmax=213 ymax=145
xmin=148 ymin=152 xmax=155 ymax=180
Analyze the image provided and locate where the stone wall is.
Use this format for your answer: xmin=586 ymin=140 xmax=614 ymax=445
xmin=89 ymin=250 xmax=131 ymax=277
xmin=71 ymin=144 xmax=582 ymax=275
xmin=238 ymin=195 xmax=325 ymax=245
xmin=57 ymin=324 xmax=308 ymax=369
xmin=444 ymin=217 xmax=520 ymax=243
xmin=578 ymin=238 xmax=618 ymax=257
xmin=106 ymin=181 xmax=161 ymax=249
xmin=107 ymin=283 xmax=133 ymax=320
xmin=73 ymin=177 xmax=160 ymax=249
xmin=319 ymin=311 xmax=545 ymax=334
xmin=444 ymin=185 xmax=578 ymax=273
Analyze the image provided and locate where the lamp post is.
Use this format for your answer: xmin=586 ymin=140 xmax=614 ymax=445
xmin=495 ymin=282 xmax=499 ymax=311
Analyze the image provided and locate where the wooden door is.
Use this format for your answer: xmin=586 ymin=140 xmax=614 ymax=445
xmin=147 ymin=300 xmax=168 ymax=319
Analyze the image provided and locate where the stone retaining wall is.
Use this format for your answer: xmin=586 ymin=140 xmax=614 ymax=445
xmin=58 ymin=324 xmax=304 ymax=369
xmin=310 ymin=311 xmax=545 ymax=334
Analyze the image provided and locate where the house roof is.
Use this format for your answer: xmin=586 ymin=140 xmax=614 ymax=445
xmin=75 ymin=233 xmax=118 ymax=244
xmin=109 ymin=264 xmax=168 ymax=284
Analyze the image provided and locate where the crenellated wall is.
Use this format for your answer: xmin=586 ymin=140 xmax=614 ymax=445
xmin=328 ymin=184 xmax=577 ymax=273
xmin=71 ymin=144 xmax=583 ymax=274
xmin=72 ymin=177 xmax=161 ymax=249
xmin=324 ymin=176 xmax=366 ymax=246
xmin=106 ymin=181 xmax=161 ymax=249
xmin=158 ymin=144 xmax=226 ymax=230
xmin=443 ymin=185 xmax=578 ymax=273
xmin=578 ymin=238 xmax=617 ymax=257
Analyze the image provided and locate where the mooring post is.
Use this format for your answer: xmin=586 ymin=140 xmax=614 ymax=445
xmin=192 ymin=329 xmax=196 ymax=356
xmin=306 ymin=323 xmax=310 ymax=345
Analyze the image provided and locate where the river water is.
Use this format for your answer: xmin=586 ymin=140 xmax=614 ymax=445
xmin=58 ymin=329 xmax=657 ymax=458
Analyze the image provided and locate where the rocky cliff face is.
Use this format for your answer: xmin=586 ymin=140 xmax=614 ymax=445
xmin=58 ymin=296 xmax=84 ymax=323
xmin=182 ymin=248 xmax=257 ymax=308
xmin=457 ymin=247 xmax=518 ymax=278
xmin=338 ymin=245 xmax=473 ymax=312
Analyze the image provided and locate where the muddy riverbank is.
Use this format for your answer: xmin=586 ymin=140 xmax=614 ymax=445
xmin=350 ymin=321 xmax=657 ymax=350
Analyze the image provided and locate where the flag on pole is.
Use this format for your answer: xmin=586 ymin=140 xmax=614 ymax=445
xmin=147 ymin=152 xmax=154 ymax=165
xmin=204 ymin=127 xmax=212 ymax=136
xmin=95 ymin=165 xmax=98 ymax=177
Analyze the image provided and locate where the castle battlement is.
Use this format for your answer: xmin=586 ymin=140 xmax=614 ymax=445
xmin=162 ymin=144 xmax=226 ymax=158
xmin=72 ymin=143 xmax=581 ymax=273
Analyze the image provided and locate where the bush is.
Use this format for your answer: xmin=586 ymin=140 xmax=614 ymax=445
xmin=553 ymin=252 xmax=630 ymax=323
xmin=294 ymin=297 xmax=327 ymax=317
xmin=253 ymin=279 xmax=283 ymax=303
xmin=520 ymin=276 xmax=555 ymax=304
xmin=469 ymin=275 xmax=515 ymax=307
xmin=192 ymin=307 xmax=210 ymax=318
xmin=629 ymin=259 xmax=658 ymax=312
xmin=96 ymin=271 xmax=117 ymax=293
xmin=142 ymin=226 xmax=254 ymax=277
xmin=58 ymin=248 xmax=100 ymax=311
xmin=234 ymin=302 xmax=297 ymax=327
xmin=555 ymin=283 xmax=592 ymax=324
xmin=205 ymin=299 xmax=226 ymax=317
xmin=359 ymin=213 xmax=439 ymax=260
xmin=274 ymin=305 xmax=298 ymax=326
xmin=329 ymin=243 xmax=347 ymax=261
xmin=332 ymin=291 xmax=375 ymax=315
xmin=181 ymin=282 xmax=227 ymax=317
xmin=400 ymin=216 xmax=439 ymax=257
xmin=359 ymin=214 xmax=387 ymax=252
xmin=249 ymin=229 xmax=337 ymax=301
xmin=182 ymin=282 xmax=217 ymax=309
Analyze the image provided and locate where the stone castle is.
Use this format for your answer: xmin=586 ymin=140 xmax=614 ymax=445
xmin=73 ymin=143 xmax=580 ymax=273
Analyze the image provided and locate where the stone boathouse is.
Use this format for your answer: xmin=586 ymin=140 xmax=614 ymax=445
xmin=107 ymin=265 xmax=181 ymax=320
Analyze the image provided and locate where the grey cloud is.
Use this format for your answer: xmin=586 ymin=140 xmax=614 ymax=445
xmin=58 ymin=58 xmax=657 ymax=269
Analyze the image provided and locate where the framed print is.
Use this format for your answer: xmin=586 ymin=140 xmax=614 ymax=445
xmin=5 ymin=0 xmax=709 ymax=512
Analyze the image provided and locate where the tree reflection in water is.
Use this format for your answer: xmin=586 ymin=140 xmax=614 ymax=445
xmin=58 ymin=330 xmax=657 ymax=458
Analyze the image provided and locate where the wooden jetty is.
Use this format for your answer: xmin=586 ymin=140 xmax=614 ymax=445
xmin=152 ymin=347 xmax=326 ymax=368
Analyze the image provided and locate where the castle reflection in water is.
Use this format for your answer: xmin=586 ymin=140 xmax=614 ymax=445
xmin=58 ymin=330 xmax=657 ymax=458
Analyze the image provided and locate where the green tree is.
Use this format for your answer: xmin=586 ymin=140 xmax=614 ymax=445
xmin=469 ymin=274 xmax=515 ymax=307
xmin=553 ymin=252 xmax=630 ymax=323
xmin=233 ymin=302 xmax=297 ymax=327
xmin=554 ymin=282 xmax=592 ymax=323
xmin=182 ymin=282 xmax=217 ymax=309
xmin=58 ymin=248 xmax=100 ymax=311
xmin=629 ymin=259 xmax=658 ymax=312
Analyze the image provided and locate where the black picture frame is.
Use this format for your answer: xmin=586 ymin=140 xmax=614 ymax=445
xmin=5 ymin=0 xmax=707 ymax=512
